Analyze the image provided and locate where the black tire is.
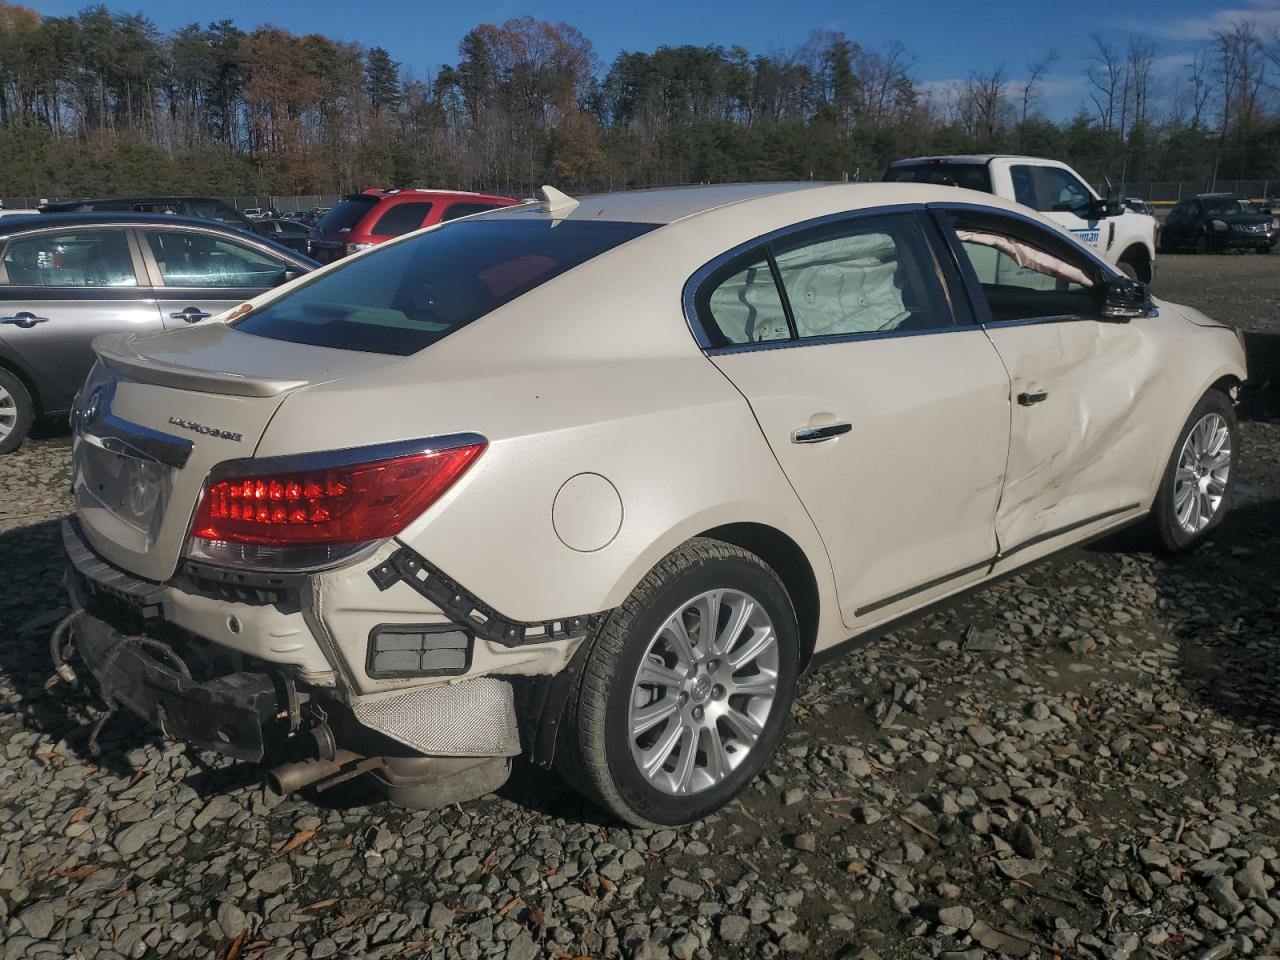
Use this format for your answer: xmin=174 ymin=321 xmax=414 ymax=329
xmin=1194 ymin=232 xmax=1210 ymax=255
xmin=1116 ymin=259 xmax=1139 ymax=280
xmin=0 ymin=367 xmax=34 ymax=454
xmin=1149 ymin=389 xmax=1238 ymax=552
xmin=556 ymin=538 xmax=799 ymax=826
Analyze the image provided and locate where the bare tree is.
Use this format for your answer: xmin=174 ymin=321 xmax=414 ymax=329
xmin=956 ymin=67 xmax=1009 ymax=144
xmin=1125 ymin=38 xmax=1157 ymax=129
xmin=1087 ymin=34 xmax=1126 ymax=132
xmin=1016 ymin=50 xmax=1057 ymax=148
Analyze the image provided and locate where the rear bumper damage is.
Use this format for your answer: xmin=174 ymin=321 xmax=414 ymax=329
xmin=59 ymin=518 xmax=534 ymax=805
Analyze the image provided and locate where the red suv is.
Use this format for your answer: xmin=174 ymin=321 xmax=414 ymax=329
xmin=308 ymin=188 xmax=519 ymax=262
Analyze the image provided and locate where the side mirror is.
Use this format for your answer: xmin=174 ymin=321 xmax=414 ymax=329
xmin=1087 ymin=187 xmax=1124 ymax=220
xmin=1101 ymin=275 xmax=1151 ymax=322
xmin=276 ymin=268 xmax=305 ymax=286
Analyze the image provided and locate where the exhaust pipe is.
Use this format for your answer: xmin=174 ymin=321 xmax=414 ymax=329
xmin=267 ymin=749 xmax=360 ymax=795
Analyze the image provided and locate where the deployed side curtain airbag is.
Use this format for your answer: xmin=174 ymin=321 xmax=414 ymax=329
xmin=955 ymin=229 xmax=1095 ymax=288
xmin=773 ymin=232 xmax=908 ymax=336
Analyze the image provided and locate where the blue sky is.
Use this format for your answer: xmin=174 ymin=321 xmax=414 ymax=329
xmin=27 ymin=0 xmax=1280 ymax=119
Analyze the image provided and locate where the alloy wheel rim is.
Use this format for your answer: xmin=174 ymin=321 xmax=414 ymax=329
xmin=0 ymin=383 xmax=14 ymax=440
xmin=627 ymin=588 xmax=779 ymax=796
xmin=1174 ymin=412 xmax=1231 ymax=534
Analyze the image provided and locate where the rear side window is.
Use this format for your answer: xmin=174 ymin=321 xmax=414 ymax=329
xmin=318 ymin=196 xmax=379 ymax=232
xmin=1009 ymin=166 xmax=1037 ymax=208
xmin=370 ymin=202 xmax=433 ymax=236
xmin=441 ymin=203 xmax=502 ymax=222
xmin=1 ymin=230 xmax=137 ymax=287
xmin=884 ymin=162 xmax=992 ymax=193
xmin=695 ymin=214 xmax=956 ymax=347
xmin=232 ymin=219 xmax=658 ymax=355
xmin=701 ymin=256 xmax=791 ymax=344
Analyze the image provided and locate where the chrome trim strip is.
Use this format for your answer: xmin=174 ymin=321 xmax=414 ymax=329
xmin=206 ymin=432 xmax=488 ymax=482
xmin=706 ymin=322 xmax=980 ymax=356
xmin=852 ymin=502 xmax=1143 ymax=617
xmin=78 ymin=381 xmax=193 ymax=469
xmin=993 ymin=502 xmax=1141 ymax=563
xmin=853 ymin=556 xmax=994 ymax=617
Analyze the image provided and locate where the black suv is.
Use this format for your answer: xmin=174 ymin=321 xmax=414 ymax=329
xmin=1159 ymin=194 xmax=1278 ymax=254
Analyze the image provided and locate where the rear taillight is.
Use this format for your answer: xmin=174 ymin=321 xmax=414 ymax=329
xmin=187 ymin=439 xmax=485 ymax=570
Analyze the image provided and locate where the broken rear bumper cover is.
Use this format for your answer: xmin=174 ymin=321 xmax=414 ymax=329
xmin=70 ymin=603 xmax=283 ymax=763
xmin=59 ymin=518 xmax=530 ymax=771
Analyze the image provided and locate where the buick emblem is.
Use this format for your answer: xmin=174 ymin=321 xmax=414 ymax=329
xmin=81 ymin=387 xmax=104 ymax=429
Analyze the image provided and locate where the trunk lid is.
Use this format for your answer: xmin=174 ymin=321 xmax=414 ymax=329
xmin=74 ymin=323 xmax=395 ymax=582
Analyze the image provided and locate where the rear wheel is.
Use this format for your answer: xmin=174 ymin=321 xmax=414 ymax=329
xmin=1150 ymin=390 xmax=1237 ymax=551
xmin=557 ymin=538 xmax=799 ymax=826
xmin=1194 ymin=232 xmax=1210 ymax=255
xmin=0 ymin=368 xmax=34 ymax=454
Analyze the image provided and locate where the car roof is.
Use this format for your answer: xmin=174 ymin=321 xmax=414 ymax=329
xmin=482 ymin=181 xmax=1032 ymax=226
xmin=357 ymin=188 xmax=515 ymax=202
xmin=0 ymin=212 xmax=253 ymax=234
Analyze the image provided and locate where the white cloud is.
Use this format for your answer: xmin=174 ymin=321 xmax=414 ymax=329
xmin=1131 ymin=2 xmax=1280 ymax=41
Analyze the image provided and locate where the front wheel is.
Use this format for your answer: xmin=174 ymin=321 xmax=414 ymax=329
xmin=1149 ymin=390 xmax=1238 ymax=551
xmin=557 ymin=538 xmax=799 ymax=826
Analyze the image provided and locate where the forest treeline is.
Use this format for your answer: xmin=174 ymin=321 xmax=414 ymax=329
xmin=1 ymin=2 xmax=1279 ymax=199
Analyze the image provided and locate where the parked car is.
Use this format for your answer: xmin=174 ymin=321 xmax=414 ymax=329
xmin=242 ymin=207 xmax=266 ymax=220
xmin=883 ymin=155 xmax=1159 ymax=281
xmin=39 ymin=196 xmax=294 ymax=249
xmin=1125 ymin=197 xmax=1152 ymax=216
xmin=0 ymin=213 xmax=316 ymax=452
xmin=58 ymin=182 xmax=1244 ymax=825
xmin=308 ymin=188 xmax=518 ymax=262
xmin=0 ymin=209 xmax=40 ymax=219
xmin=250 ymin=217 xmax=311 ymax=256
xmin=1159 ymin=194 xmax=1279 ymax=254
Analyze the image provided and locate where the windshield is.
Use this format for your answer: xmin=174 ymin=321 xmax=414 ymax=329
xmin=1201 ymin=197 xmax=1256 ymax=215
xmin=884 ymin=162 xmax=992 ymax=192
xmin=187 ymin=199 xmax=252 ymax=227
xmin=232 ymin=218 xmax=659 ymax=355
xmin=317 ymin=196 xmax=379 ymax=233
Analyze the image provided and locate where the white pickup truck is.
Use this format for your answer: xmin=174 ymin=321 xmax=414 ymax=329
xmin=884 ymin=155 xmax=1158 ymax=282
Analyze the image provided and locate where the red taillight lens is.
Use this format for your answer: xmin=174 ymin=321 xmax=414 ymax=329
xmin=187 ymin=442 xmax=484 ymax=567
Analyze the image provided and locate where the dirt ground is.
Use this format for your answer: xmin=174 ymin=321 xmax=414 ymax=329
xmin=0 ymin=252 xmax=1278 ymax=960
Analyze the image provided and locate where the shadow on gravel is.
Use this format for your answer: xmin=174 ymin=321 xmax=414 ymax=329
xmin=1150 ymin=497 xmax=1280 ymax=731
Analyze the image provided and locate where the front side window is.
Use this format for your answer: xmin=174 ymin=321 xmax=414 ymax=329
xmin=945 ymin=212 xmax=1099 ymax=323
xmin=145 ymin=231 xmax=287 ymax=288
xmin=370 ymin=202 xmax=433 ymax=236
xmin=1 ymin=230 xmax=137 ymax=287
xmin=1033 ymin=167 xmax=1094 ymax=214
xmin=232 ymin=218 xmax=658 ymax=355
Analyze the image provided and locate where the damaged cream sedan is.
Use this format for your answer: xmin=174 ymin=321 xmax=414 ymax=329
xmin=58 ymin=182 xmax=1246 ymax=826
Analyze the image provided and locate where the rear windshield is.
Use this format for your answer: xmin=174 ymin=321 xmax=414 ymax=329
xmin=231 ymin=218 xmax=658 ymax=355
xmin=884 ymin=162 xmax=993 ymax=193
xmin=317 ymin=196 xmax=379 ymax=233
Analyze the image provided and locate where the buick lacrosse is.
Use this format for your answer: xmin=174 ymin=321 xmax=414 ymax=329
xmin=58 ymin=182 xmax=1246 ymax=826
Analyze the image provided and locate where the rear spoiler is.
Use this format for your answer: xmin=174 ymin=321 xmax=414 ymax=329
xmin=93 ymin=332 xmax=308 ymax=398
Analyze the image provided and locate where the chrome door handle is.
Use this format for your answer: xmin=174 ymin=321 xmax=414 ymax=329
xmin=0 ymin=312 xmax=49 ymax=328
xmin=1017 ymin=391 xmax=1049 ymax=406
xmin=792 ymin=422 xmax=852 ymax=443
xmin=170 ymin=307 xmax=211 ymax=322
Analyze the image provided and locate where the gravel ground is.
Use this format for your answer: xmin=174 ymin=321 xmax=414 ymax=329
xmin=2 ymin=255 xmax=1279 ymax=960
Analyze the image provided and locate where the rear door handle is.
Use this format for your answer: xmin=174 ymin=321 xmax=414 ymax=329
xmin=792 ymin=422 xmax=852 ymax=443
xmin=1017 ymin=391 xmax=1049 ymax=406
xmin=170 ymin=307 xmax=211 ymax=322
xmin=0 ymin=312 xmax=49 ymax=328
